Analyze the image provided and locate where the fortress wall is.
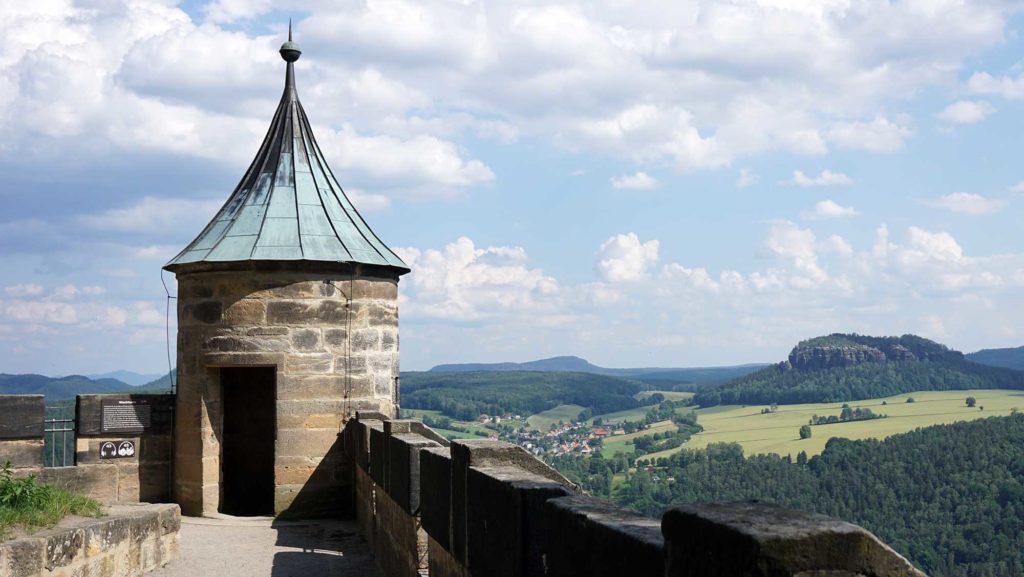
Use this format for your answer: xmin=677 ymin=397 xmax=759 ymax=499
xmin=342 ymin=414 xmax=927 ymax=577
xmin=1 ymin=394 xmax=173 ymax=505
xmin=0 ymin=395 xmax=44 ymax=469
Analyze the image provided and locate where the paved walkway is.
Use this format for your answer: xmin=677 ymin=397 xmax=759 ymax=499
xmin=150 ymin=515 xmax=380 ymax=577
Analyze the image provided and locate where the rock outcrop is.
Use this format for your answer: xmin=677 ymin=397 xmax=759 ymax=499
xmin=789 ymin=345 xmax=887 ymax=370
xmin=786 ymin=334 xmax=963 ymax=371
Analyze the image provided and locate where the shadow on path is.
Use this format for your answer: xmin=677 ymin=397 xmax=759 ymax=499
xmin=150 ymin=517 xmax=379 ymax=577
xmin=271 ymin=520 xmax=379 ymax=577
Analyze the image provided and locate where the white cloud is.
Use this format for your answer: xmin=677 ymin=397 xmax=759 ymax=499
xmin=790 ymin=169 xmax=853 ymax=187
xmin=928 ymin=192 xmax=1005 ymax=215
xmin=319 ymin=124 xmax=495 ymax=191
xmin=80 ymin=197 xmax=223 ymax=234
xmin=803 ymin=200 xmax=859 ymax=220
xmin=826 ymin=118 xmax=911 ymax=153
xmin=967 ymin=72 xmax=1024 ymax=100
xmin=763 ymin=221 xmax=826 ymax=286
xmin=1009 ymin=181 xmax=1024 ymax=194
xmin=203 ymin=0 xmax=273 ymax=24
xmin=736 ymin=168 xmax=758 ymax=189
xmin=577 ymin=105 xmax=729 ymax=171
xmin=937 ymin=100 xmax=995 ymax=125
xmin=4 ymin=284 xmax=44 ymax=297
xmin=0 ymin=281 xmax=169 ymax=341
xmin=396 ymin=237 xmax=559 ymax=321
xmin=901 ymin=227 xmax=964 ymax=265
xmin=610 ymin=171 xmax=659 ymax=190
xmin=595 ymin=233 xmax=660 ymax=283
xmin=395 ymin=226 xmax=1024 ymax=370
xmin=1 ymin=0 xmax=1017 ymax=195
xmin=825 ymin=235 xmax=854 ymax=257
xmin=346 ymin=189 xmax=392 ymax=212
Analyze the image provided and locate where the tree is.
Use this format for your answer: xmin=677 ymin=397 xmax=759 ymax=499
xmin=966 ymin=396 xmax=977 ymax=408
xmin=799 ymin=425 xmax=812 ymax=439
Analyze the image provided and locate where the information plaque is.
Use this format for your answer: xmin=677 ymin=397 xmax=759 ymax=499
xmin=100 ymin=399 xmax=153 ymax=433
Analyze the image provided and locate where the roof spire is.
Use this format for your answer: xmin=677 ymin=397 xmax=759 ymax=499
xmin=279 ymin=20 xmax=301 ymax=63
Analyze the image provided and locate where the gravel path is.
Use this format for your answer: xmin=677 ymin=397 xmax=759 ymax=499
xmin=150 ymin=516 xmax=380 ymax=577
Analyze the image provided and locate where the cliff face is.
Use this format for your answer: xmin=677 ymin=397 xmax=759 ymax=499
xmin=785 ymin=334 xmax=963 ymax=371
xmin=788 ymin=345 xmax=887 ymax=370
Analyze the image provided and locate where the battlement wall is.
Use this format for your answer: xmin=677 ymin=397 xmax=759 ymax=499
xmin=0 ymin=394 xmax=173 ymax=504
xmin=342 ymin=413 xmax=926 ymax=577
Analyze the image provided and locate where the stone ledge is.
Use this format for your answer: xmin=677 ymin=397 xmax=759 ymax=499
xmin=662 ymin=501 xmax=926 ymax=577
xmin=0 ymin=503 xmax=179 ymax=577
xmin=545 ymin=495 xmax=663 ymax=577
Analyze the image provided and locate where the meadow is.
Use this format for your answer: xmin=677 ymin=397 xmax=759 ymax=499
xmin=599 ymin=419 xmax=677 ymax=457
xmin=638 ymin=389 xmax=1024 ymax=461
xmin=526 ymin=404 xmax=586 ymax=431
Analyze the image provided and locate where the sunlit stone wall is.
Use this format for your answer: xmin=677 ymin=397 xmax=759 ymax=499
xmin=173 ymin=266 xmax=400 ymax=517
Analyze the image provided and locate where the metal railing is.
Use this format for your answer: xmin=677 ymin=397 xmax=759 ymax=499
xmin=44 ymin=404 xmax=76 ymax=467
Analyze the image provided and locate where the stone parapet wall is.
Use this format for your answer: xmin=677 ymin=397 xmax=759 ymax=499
xmin=0 ymin=503 xmax=180 ymax=577
xmin=342 ymin=414 xmax=926 ymax=577
xmin=174 ymin=268 xmax=400 ymax=517
xmin=0 ymin=396 xmax=44 ymax=469
xmin=0 ymin=395 xmax=173 ymax=506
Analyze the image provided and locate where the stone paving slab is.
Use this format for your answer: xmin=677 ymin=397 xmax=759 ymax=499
xmin=149 ymin=516 xmax=379 ymax=577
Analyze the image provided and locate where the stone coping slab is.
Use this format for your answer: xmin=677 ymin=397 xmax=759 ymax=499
xmin=0 ymin=503 xmax=180 ymax=577
xmin=662 ymin=501 xmax=927 ymax=577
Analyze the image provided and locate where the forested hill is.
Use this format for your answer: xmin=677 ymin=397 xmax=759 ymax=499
xmin=619 ymin=415 xmax=1024 ymax=576
xmin=400 ymin=371 xmax=644 ymax=420
xmin=967 ymin=345 xmax=1024 ymax=371
xmin=427 ymin=355 xmax=766 ymax=388
xmin=693 ymin=333 xmax=1024 ymax=407
xmin=0 ymin=373 xmax=134 ymax=400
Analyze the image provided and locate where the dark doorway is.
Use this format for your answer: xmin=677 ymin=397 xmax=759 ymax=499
xmin=221 ymin=367 xmax=276 ymax=516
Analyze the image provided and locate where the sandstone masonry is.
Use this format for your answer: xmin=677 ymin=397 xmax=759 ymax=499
xmin=173 ymin=267 xmax=401 ymax=517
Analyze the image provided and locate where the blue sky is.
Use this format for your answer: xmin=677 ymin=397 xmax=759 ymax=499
xmin=3 ymin=0 xmax=1024 ymax=375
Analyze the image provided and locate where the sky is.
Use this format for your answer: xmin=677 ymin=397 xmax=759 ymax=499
xmin=3 ymin=0 xmax=1024 ymax=376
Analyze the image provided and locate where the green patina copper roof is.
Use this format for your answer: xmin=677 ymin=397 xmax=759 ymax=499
xmin=164 ymin=26 xmax=409 ymax=274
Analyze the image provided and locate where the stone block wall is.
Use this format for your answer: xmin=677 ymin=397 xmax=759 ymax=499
xmin=0 ymin=396 xmax=44 ymax=469
xmin=0 ymin=503 xmax=179 ymax=577
xmin=342 ymin=415 xmax=927 ymax=577
xmin=0 ymin=394 xmax=174 ymax=505
xmin=173 ymin=267 xmax=401 ymax=517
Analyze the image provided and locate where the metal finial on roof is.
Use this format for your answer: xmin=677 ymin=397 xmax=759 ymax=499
xmin=280 ymin=20 xmax=301 ymax=63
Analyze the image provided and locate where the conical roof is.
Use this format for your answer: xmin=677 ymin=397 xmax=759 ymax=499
xmin=164 ymin=27 xmax=409 ymax=275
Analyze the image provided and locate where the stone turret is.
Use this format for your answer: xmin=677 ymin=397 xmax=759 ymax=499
xmin=164 ymin=26 xmax=409 ymax=518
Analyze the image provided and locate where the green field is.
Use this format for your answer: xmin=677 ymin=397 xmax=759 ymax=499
xmin=401 ymin=408 xmax=497 ymax=439
xmin=588 ymin=405 xmax=649 ymax=424
xmin=527 ymin=404 xmax=586 ymax=431
xmin=600 ymin=419 xmax=677 ymax=457
xmin=431 ymin=427 xmax=481 ymax=439
xmin=401 ymin=408 xmax=443 ymax=418
xmin=639 ymin=389 xmax=1024 ymax=461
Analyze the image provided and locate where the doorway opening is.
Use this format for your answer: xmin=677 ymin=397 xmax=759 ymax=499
xmin=220 ymin=367 xmax=276 ymax=516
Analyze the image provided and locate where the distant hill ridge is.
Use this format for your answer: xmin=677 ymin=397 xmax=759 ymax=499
xmin=0 ymin=370 xmax=175 ymax=400
xmin=87 ymin=370 xmax=163 ymax=387
xmin=0 ymin=373 xmax=134 ymax=400
xmin=694 ymin=333 xmax=1024 ymax=407
xmin=966 ymin=346 xmax=1024 ymax=371
xmin=429 ymin=355 xmax=767 ymax=384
